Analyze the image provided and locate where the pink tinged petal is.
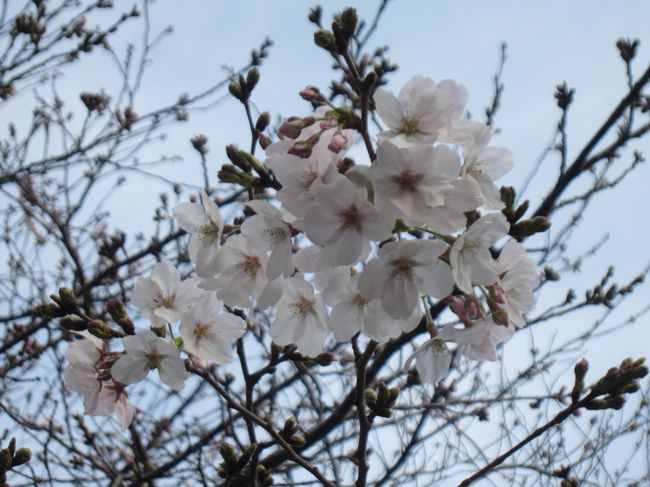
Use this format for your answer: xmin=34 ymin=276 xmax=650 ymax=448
xmin=363 ymin=301 xmax=401 ymax=342
xmin=157 ymin=355 xmax=188 ymax=391
xmin=131 ymin=278 xmax=161 ymax=313
xmin=374 ymin=88 xmax=404 ymax=129
xmin=405 ymin=338 xmax=451 ymax=384
xmin=303 ymin=204 xmax=339 ymax=244
xmin=322 ymin=227 xmax=364 ymax=266
xmin=154 ymin=306 xmax=180 ymax=324
xmin=470 ymin=251 xmax=500 ymax=287
xmin=498 ymin=239 xmax=526 ymax=272
xmin=66 ymin=339 xmax=101 ymax=364
xmin=196 ymin=242 xmax=222 ymax=278
xmin=438 ymin=324 xmax=486 ymax=346
xmin=415 ymin=261 xmax=454 ymax=299
xmin=476 ymin=147 xmax=514 ymax=180
xmin=114 ymin=395 xmax=135 ymax=430
xmin=267 ymin=238 xmax=293 ymax=280
xmin=64 ymin=362 xmax=99 ymax=395
xmin=258 ymin=280 xmax=282 ymax=309
xmin=86 ymin=388 xmax=114 ymax=416
xmin=477 ymin=177 xmax=505 ymax=209
xmin=382 ymin=271 xmax=419 ymax=320
xmin=123 ymin=331 xmax=156 ymax=354
xmin=294 ymin=245 xmax=329 ymax=273
xmin=172 ymin=202 xmax=205 ymax=233
xmin=358 ymin=258 xmax=386 ymax=300
xmin=151 ymin=260 xmax=181 ymax=296
xmin=330 ymin=300 xmax=363 ymax=342
xmin=295 ymin=315 xmax=327 ymax=357
xmin=111 ymin=354 xmax=149 ymax=385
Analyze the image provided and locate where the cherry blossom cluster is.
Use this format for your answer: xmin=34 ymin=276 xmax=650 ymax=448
xmin=64 ymin=75 xmax=543 ymax=428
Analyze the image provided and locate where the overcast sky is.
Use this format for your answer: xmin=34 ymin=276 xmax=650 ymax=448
xmin=93 ymin=0 xmax=649 ymax=363
xmin=4 ymin=1 xmax=649 ymax=480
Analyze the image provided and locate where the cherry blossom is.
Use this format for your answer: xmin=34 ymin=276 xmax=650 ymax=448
xmin=173 ymin=190 xmax=224 ymax=278
xmin=241 ymin=200 xmax=294 ymax=280
xmin=326 ymin=272 xmax=420 ymax=342
xmin=64 ymin=335 xmax=134 ymax=429
xmin=179 ymin=293 xmax=247 ymax=364
xmin=303 ymin=177 xmax=391 ymax=266
xmin=131 ymin=260 xmax=204 ymax=327
xmin=270 ymin=275 xmax=329 ymax=357
xmin=462 ymin=144 xmax=514 ymax=209
xmin=449 ymin=212 xmax=510 ymax=293
xmin=374 ymin=75 xmax=467 ymax=145
xmin=497 ymin=240 xmax=540 ymax=327
xmin=372 ymin=140 xmax=458 ymax=226
xmin=405 ymin=338 xmax=452 ymax=384
xmin=199 ymin=235 xmax=269 ymax=309
xmin=111 ymin=330 xmax=188 ymax=391
xmin=438 ymin=318 xmax=514 ymax=361
xmin=358 ymin=239 xmax=454 ymax=320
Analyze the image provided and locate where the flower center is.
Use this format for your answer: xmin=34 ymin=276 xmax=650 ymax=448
xmin=400 ymin=117 xmax=420 ymax=135
xmin=392 ymin=170 xmax=420 ymax=192
xmin=353 ymin=293 xmax=368 ymax=310
xmin=289 ymin=295 xmax=316 ymax=319
xmin=301 ymin=168 xmax=319 ymax=191
xmin=160 ymin=294 xmax=176 ymax=309
xmin=199 ymin=221 xmax=220 ymax=241
xmin=194 ymin=322 xmax=210 ymax=339
xmin=391 ymin=257 xmax=416 ymax=280
xmin=145 ymin=351 xmax=162 ymax=369
xmin=239 ymin=255 xmax=262 ymax=277
xmin=265 ymin=227 xmax=286 ymax=245
xmin=339 ymin=206 xmax=362 ymax=231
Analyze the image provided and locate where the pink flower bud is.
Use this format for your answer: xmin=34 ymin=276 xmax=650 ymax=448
xmin=288 ymin=141 xmax=312 ymax=158
xmin=320 ymin=116 xmax=338 ymax=130
xmin=446 ymin=295 xmax=471 ymax=326
xmin=489 ymin=284 xmax=507 ymax=304
xmin=299 ymin=85 xmax=326 ymax=104
xmin=278 ymin=116 xmax=303 ymax=139
xmin=328 ymin=132 xmax=347 ymax=153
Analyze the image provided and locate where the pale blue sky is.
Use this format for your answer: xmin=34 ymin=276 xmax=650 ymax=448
xmin=106 ymin=0 xmax=650 ymax=364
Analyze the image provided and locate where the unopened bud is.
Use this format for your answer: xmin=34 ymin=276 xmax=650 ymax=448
xmin=246 ymin=68 xmax=260 ymax=92
xmin=11 ymin=448 xmax=31 ymax=467
xmin=228 ymin=82 xmax=243 ymax=101
xmin=60 ymin=315 xmax=87 ymax=332
xmin=58 ymin=287 xmax=78 ymax=312
xmin=489 ymin=284 xmax=507 ymax=304
xmin=255 ymin=112 xmax=270 ymax=132
xmin=190 ymin=134 xmax=208 ymax=155
xmin=278 ymin=116 xmax=304 ymax=140
xmin=34 ymin=303 xmax=63 ymax=318
xmin=258 ymin=133 xmax=272 ymax=149
xmin=500 ymin=186 xmax=516 ymax=208
xmin=225 ymin=145 xmax=250 ymax=171
xmin=571 ymin=359 xmax=589 ymax=403
xmin=287 ymin=140 xmax=312 ymax=158
xmin=289 ymin=435 xmax=306 ymax=447
xmin=328 ymin=132 xmax=347 ymax=153
xmin=314 ymin=29 xmax=336 ymax=52
xmin=299 ymin=85 xmax=326 ymax=104
xmin=87 ymin=319 xmax=111 ymax=338
xmin=283 ymin=417 xmax=298 ymax=435
xmin=106 ymin=298 xmax=134 ymax=334
xmin=490 ymin=306 xmax=509 ymax=326
xmin=339 ymin=7 xmax=358 ymax=39
xmin=219 ymin=442 xmax=238 ymax=469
